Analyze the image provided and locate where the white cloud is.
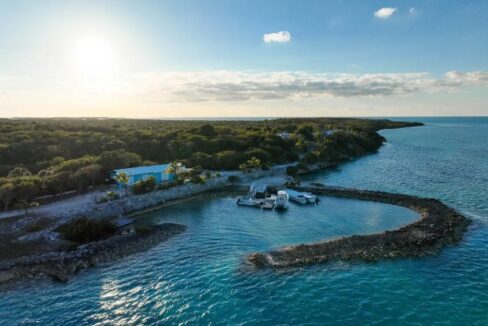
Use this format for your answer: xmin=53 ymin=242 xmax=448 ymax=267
xmin=263 ymin=31 xmax=291 ymax=43
xmin=2 ymin=70 xmax=488 ymax=117
xmin=130 ymin=70 xmax=488 ymax=102
xmin=374 ymin=7 xmax=397 ymax=19
xmin=409 ymin=7 xmax=416 ymax=15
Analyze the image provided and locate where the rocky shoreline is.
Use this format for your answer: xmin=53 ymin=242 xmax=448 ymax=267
xmin=0 ymin=223 xmax=186 ymax=285
xmin=247 ymin=186 xmax=472 ymax=269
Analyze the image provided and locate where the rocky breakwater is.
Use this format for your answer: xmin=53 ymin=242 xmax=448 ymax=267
xmin=248 ymin=186 xmax=471 ymax=269
xmin=0 ymin=223 xmax=186 ymax=285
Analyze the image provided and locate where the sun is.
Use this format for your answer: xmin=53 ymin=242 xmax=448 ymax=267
xmin=74 ymin=36 xmax=117 ymax=83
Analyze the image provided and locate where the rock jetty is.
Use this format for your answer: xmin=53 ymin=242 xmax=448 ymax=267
xmin=247 ymin=186 xmax=471 ymax=269
xmin=0 ymin=223 xmax=186 ymax=285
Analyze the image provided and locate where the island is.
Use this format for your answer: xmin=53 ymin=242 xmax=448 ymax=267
xmin=0 ymin=117 xmax=436 ymax=285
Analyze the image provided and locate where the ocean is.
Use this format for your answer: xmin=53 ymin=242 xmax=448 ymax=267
xmin=1 ymin=117 xmax=487 ymax=325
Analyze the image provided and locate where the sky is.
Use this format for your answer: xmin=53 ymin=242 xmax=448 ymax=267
xmin=0 ymin=0 xmax=487 ymax=118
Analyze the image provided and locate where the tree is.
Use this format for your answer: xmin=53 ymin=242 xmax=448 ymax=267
xmin=98 ymin=150 xmax=142 ymax=172
xmin=213 ymin=151 xmax=243 ymax=170
xmin=132 ymin=176 xmax=156 ymax=195
xmin=114 ymin=171 xmax=130 ymax=196
xmin=0 ymin=182 xmax=14 ymax=211
xmin=295 ymin=125 xmax=314 ymax=141
xmin=165 ymin=161 xmax=183 ymax=181
xmin=8 ymin=166 xmax=32 ymax=178
xmin=44 ymin=171 xmax=71 ymax=194
xmin=199 ymin=124 xmax=216 ymax=137
xmin=239 ymin=157 xmax=262 ymax=172
xmin=83 ymin=164 xmax=103 ymax=187
xmin=68 ymin=164 xmax=102 ymax=193
xmin=14 ymin=179 xmax=39 ymax=215
xmin=69 ymin=168 xmax=91 ymax=193
xmin=190 ymin=152 xmax=213 ymax=169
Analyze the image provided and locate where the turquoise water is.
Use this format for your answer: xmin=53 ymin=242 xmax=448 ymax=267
xmin=1 ymin=117 xmax=488 ymax=325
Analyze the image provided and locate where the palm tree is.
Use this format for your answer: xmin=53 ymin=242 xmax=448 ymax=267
xmin=165 ymin=161 xmax=182 ymax=181
xmin=114 ymin=171 xmax=130 ymax=196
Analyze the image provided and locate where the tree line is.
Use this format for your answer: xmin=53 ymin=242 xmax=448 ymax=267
xmin=0 ymin=118 xmax=420 ymax=211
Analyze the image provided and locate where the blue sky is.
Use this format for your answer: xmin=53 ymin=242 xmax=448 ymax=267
xmin=0 ymin=0 xmax=487 ymax=117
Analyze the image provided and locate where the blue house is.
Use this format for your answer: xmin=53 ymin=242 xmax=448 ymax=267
xmin=112 ymin=164 xmax=176 ymax=187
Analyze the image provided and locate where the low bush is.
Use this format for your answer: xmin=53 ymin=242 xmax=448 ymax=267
xmin=286 ymin=165 xmax=298 ymax=176
xmin=58 ymin=217 xmax=117 ymax=243
xmin=191 ymin=175 xmax=205 ymax=184
xmin=96 ymin=191 xmax=120 ymax=203
xmin=25 ymin=217 xmax=53 ymax=233
xmin=132 ymin=176 xmax=156 ymax=195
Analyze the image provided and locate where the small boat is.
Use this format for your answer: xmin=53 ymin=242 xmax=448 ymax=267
xmin=237 ymin=183 xmax=268 ymax=208
xmin=285 ymin=189 xmax=318 ymax=204
xmin=236 ymin=197 xmax=263 ymax=207
xmin=261 ymin=200 xmax=275 ymax=210
xmin=303 ymin=192 xmax=318 ymax=203
xmin=274 ymin=190 xmax=289 ymax=209
xmin=285 ymin=189 xmax=307 ymax=204
xmin=250 ymin=183 xmax=268 ymax=199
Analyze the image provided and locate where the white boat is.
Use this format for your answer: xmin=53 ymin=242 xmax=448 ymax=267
xmin=303 ymin=192 xmax=318 ymax=203
xmin=285 ymin=189 xmax=307 ymax=204
xmin=236 ymin=197 xmax=263 ymax=207
xmin=249 ymin=183 xmax=268 ymax=199
xmin=274 ymin=190 xmax=289 ymax=209
xmin=285 ymin=189 xmax=318 ymax=204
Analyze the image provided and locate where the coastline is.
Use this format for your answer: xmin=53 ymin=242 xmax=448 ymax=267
xmin=0 ymin=122 xmax=432 ymax=286
xmin=0 ymin=223 xmax=186 ymax=284
xmin=247 ymin=186 xmax=472 ymax=269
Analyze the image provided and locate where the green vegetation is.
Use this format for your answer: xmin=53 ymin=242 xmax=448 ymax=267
xmin=24 ymin=217 xmax=54 ymax=233
xmin=58 ymin=217 xmax=117 ymax=244
xmin=239 ymin=157 xmax=262 ymax=172
xmin=165 ymin=161 xmax=183 ymax=180
xmin=96 ymin=191 xmax=120 ymax=203
xmin=132 ymin=176 xmax=157 ymax=195
xmin=114 ymin=171 xmax=130 ymax=196
xmin=0 ymin=118 xmax=421 ymax=210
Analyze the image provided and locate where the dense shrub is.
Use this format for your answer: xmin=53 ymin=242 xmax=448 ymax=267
xmin=286 ymin=165 xmax=298 ymax=176
xmin=284 ymin=151 xmax=299 ymax=162
xmin=239 ymin=157 xmax=262 ymax=172
xmin=301 ymin=152 xmax=320 ymax=164
xmin=96 ymin=191 xmax=120 ymax=203
xmin=58 ymin=217 xmax=117 ymax=243
xmin=191 ymin=175 xmax=205 ymax=184
xmin=132 ymin=176 xmax=156 ymax=195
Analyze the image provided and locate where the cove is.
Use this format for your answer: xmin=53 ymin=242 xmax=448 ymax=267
xmin=135 ymin=190 xmax=419 ymax=259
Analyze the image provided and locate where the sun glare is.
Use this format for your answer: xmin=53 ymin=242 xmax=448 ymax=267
xmin=74 ymin=36 xmax=118 ymax=85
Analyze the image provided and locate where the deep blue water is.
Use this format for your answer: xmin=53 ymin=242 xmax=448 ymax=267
xmin=1 ymin=117 xmax=487 ymax=325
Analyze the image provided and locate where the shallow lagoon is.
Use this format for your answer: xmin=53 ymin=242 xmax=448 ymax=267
xmin=0 ymin=193 xmax=418 ymax=325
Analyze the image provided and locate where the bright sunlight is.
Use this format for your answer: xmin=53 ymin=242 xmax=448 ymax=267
xmin=74 ymin=36 xmax=118 ymax=86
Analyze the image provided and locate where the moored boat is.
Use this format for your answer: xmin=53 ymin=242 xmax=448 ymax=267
xmin=285 ymin=189 xmax=318 ymax=204
xmin=274 ymin=190 xmax=289 ymax=209
xmin=303 ymin=192 xmax=318 ymax=203
xmin=285 ymin=189 xmax=307 ymax=204
xmin=236 ymin=197 xmax=263 ymax=207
